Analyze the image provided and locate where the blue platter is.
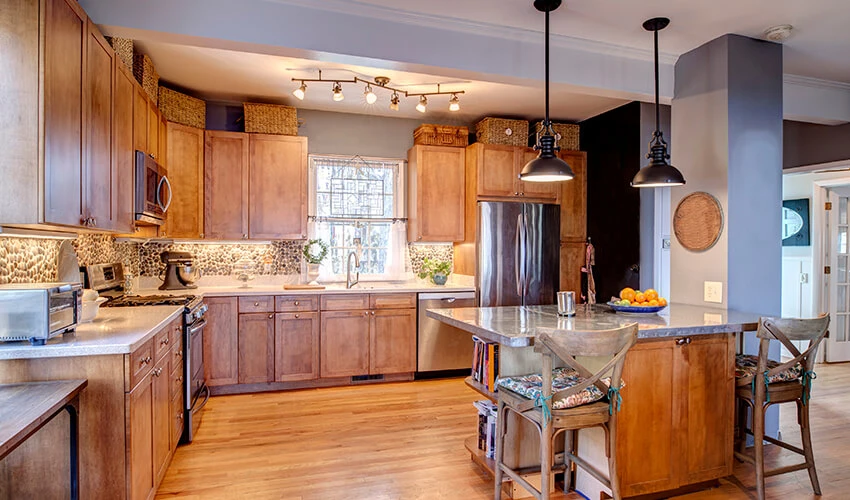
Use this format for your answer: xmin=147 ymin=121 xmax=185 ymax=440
xmin=606 ymin=301 xmax=667 ymax=314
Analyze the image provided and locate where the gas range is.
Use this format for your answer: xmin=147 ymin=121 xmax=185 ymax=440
xmin=103 ymin=294 xmax=198 ymax=307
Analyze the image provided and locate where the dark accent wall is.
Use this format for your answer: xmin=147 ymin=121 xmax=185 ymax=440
xmin=784 ymin=120 xmax=850 ymax=169
xmin=580 ymin=102 xmax=642 ymax=301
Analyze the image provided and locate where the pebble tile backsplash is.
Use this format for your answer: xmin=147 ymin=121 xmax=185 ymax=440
xmin=0 ymin=236 xmax=454 ymax=284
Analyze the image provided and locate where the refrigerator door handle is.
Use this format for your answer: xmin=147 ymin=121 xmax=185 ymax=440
xmin=515 ymin=213 xmax=523 ymax=298
xmin=519 ymin=212 xmax=528 ymax=301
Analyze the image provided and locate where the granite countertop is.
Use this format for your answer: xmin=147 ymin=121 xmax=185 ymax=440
xmin=0 ymin=306 xmax=183 ymax=360
xmin=426 ymin=303 xmax=762 ymax=347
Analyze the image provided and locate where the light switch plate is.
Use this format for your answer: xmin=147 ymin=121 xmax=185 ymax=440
xmin=704 ymin=281 xmax=723 ymax=303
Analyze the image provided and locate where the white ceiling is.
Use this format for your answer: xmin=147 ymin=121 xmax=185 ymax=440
xmin=137 ymin=41 xmax=628 ymax=122
xmin=322 ymin=0 xmax=850 ymax=83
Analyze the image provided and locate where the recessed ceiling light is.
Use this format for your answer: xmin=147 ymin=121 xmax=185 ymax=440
xmin=764 ymin=24 xmax=794 ymax=42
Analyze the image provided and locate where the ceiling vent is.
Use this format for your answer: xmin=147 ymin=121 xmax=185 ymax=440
xmin=764 ymin=24 xmax=794 ymax=42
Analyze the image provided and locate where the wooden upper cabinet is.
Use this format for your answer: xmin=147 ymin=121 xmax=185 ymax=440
xmin=407 ymin=145 xmax=465 ymax=243
xmin=237 ymin=312 xmax=275 ymax=384
xmin=165 ymin=123 xmax=204 ymax=238
xmin=474 ymin=143 xmax=517 ymax=198
xmin=559 ymin=150 xmax=587 ymax=241
xmin=159 ymin=114 xmax=168 ymax=168
xmin=43 ymin=0 xmax=87 ymax=227
xmin=204 ymin=131 xmax=249 ymax=240
xmin=133 ymin=87 xmax=148 ymax=154
xmin=84 ymin=20 xmax=115 ymax=230
xmin=203 ymin=297 xmax=239 ymax=387
xmin=369 ymin=308 xmax=416 ymax=374
xmin=518 ymin=148 xmax=560 ymax=201
xmin=113 ymin=63 xmax=136 ymax=234
xmin=147 ymin=101 xmax=159 ymax=161
xmin=248 ymin=134 xmax=307 ymax=239
xmin=560 ymin=241 xmax=585 ymax=298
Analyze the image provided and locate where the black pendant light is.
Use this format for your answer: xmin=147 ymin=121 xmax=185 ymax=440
xmin=519 ymin=0 xmax=574 ymax=183
xmin=631 ymin=17 xmax=686 ymax=188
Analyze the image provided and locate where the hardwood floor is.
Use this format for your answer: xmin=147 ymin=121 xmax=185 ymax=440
xmin=157 ymin=363 xmax=850 ymax=499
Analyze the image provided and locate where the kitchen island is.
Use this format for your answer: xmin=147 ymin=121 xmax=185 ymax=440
xmin=427 ymin=303 xmax=761 ymax=499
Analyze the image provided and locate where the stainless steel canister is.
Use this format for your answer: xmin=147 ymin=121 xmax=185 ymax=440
xmin=557 ymin=291 xmax=576 ymax=317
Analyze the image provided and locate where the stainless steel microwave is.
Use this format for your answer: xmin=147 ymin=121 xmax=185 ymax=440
xmin=135 ymin=150 xmax=172 ymax=225
xmin=0 ymin=282 xmax=82 ymax=345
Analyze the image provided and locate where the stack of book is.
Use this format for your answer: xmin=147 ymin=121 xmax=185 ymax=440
xmin=471 ymin=336 xmax=500 ymax=393
xmin=473 ymin=399 xmax=498 ymax=458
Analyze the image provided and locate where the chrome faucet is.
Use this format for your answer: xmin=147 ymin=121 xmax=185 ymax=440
xmin=346 ymin=238 xmax=362 ymax=289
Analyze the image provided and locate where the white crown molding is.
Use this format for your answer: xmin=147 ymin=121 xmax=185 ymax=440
xmin=267 ymin=0 xmax=679 ymax=65
xmin=783 ymin=74 xmax=850 ymax=92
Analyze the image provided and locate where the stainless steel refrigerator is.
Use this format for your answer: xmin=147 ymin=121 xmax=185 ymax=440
xmin=477 ymin=201 xmax=560 ymax=307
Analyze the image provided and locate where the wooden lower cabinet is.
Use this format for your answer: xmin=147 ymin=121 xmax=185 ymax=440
xmin=238 ymin=312 xmax=275 ymax=384
xmin=616 ymin=334 xmax=735 ymax=497
xmin=320 ymin=310 xmax=371 ymax=378
xmin=275 ymin=312 xmax=319 ymax=382
xmin=126 ymin=372 xmax=154 ymax=500
xmin=204 ymin=297 xmax=239 ymax=386
xmin=370 ymin=309 xmax=416 ymax=374
xmin=151 ymin=355 xmax=172 ymax=485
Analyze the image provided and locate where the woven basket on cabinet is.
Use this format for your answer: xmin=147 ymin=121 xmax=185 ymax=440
xmin=105 ymin=36 xmax=133 ymax=72
xmin=475 ymin=117 xmax=529 ymax=147
xmin=158 ymin=87 xmax=206 ymax=129
xmin=413 ymin=124 xmax=469 ymax=147
xmin=243 ymin=103 xmax=298 ymax=135
xmin=532 ymin=121 xmax=580 ymax=150
xmin=132 ymin=53 xmax=159 ymax=104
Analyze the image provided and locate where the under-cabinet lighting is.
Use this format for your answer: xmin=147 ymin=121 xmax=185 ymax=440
xmin=0 ymin=227 xmax=77 ymax=240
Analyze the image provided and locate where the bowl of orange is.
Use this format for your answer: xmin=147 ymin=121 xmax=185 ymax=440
xmin=607 ymin=287 xmax=668 ymax=314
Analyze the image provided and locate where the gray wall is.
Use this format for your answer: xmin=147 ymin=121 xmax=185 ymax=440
xmin=784 ymin=120 xmax=850 ymax=169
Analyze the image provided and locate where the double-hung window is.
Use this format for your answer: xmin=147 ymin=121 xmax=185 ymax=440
xmin=308 ymin=154 xmax=408 ymax=279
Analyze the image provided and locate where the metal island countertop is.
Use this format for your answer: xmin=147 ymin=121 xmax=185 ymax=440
xmin=426 ymin=303 xmax=763 ymax=347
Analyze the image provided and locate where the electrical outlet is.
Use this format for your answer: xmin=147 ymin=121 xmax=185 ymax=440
xmin=800 ymin=273 xmax=809 ymax=284
xmin=704 ymin=281 xmax=723 ymax=303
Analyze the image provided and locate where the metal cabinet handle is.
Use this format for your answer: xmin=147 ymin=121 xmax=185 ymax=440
xmin=140 ymin=356 xmax=152 ymax=365
xmin=175 ymin=350 xmax=183 ymax=358
xmin=176 ymin=376 xmax=183 ymax=383
xmin=161 ymin=337 xmax=169 ymax=345
xmin=153 ymin=367 xmax=163 ymax=377
xmin=177 ymin=413 xmax=183 ymax=420
xmin=675 ymin=337 xmax=692 ymax=346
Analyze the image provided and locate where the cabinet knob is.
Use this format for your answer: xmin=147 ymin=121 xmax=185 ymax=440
xmin=176 ymin=350 xmax=183 ymax=358
xmin=199 ymin=233 xmax=205 ymax=239
xmin=675 ymin=337 xmax=692 ymax=346
xmin=161 ymin=337 xmax=169 ymax=345
xmin=371 ymin=311 xmax=376 ymax=316
xmin=514 ymin=192 xmax=519 ymax=196
xmin=268 ymin=314 xmax=274 ymax=319
xmin=243 ymin=234 xmax=248 ymax=239
xmin=519 ymin=193 xmax=524 ymax=197
xmin=153 ymin=367 xmax=163 ymax=377
xmin=294 ymin=301 xmax=299 ymax=306
xmin=254 ymin=302 xmax=260 ymax=307
xmin=141 ymin=356 xmax=152 ymax=365
xmin=177 ymin=413 xmax=183 ymax=420
xmin=294 ymin=314 xmax=300 ymax=319
xmin=177 ymin=376 xmax=183 ymax=383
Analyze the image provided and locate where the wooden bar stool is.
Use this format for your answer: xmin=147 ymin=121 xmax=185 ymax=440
xmin=734 ymin=314 xmax=829 ymax=500
xmin=493 ymin=323 xmax=638 ymax=500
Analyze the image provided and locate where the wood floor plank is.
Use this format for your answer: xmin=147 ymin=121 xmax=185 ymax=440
xmin=157 ymin=363 xmax=850 ymax=499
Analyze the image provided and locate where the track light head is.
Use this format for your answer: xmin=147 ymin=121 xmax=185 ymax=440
xmin=389 ymin=92 xmax=400 ymax=111
xmin=416 ymin=95 xmax=427 ymax=113
xmin=292 ymin=82 xmax=307 ymax=100
xmin=449 ymin=93 xmax=460 ymax=112
xmin=332 ymin=82 xmax=344 ymax=102
xmin=364 ymin=84 xmax=377 ymax=104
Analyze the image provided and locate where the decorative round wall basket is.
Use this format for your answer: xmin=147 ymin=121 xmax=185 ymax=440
xmin=673 ymin=191 xmax=724 ymax=252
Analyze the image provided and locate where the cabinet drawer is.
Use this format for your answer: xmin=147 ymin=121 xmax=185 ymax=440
xmin=239 ymin=296 xmax=274 ymax=313
xmin=276 ymin=295 xmax=318 ymax=312
xmin=169 ymin=318 xmax=183 ymax=348
xmin=171 ymin=361 xmax=184 ymax=399
xmin=171 ymin=342 xmax=184 ymax=368
xmin=126 ymin=339 xmax=154 ymax=392
xmin=170 ymin=391 xmax=184 ymax=449
xmin=154 ymin=321 xmax=176 ymax=361
xmin=370 ymin=293 xmax=416 ymax=309
xmin=321 ymin=294 xmax=369 ymax=311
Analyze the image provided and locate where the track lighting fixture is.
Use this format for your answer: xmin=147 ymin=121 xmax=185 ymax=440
xmin=416 ymin=95 xmax=428 ymax=113
xmin=449 ymin=93 xmax=460 ymax=112
xmin=291 ymin=72 xmax=465 ymax=113
xmin=292 ymin=82 xmax=307 ymax=100
xmin=364 ymin=84 xmax=377 ymax=104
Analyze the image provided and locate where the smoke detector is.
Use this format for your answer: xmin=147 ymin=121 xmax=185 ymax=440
xmin=764 ymin=24 xmax=794 ymax=42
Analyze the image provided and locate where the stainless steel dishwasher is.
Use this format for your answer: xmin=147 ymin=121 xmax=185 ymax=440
xmin=417 ymin=291 xmax=477 ymax=373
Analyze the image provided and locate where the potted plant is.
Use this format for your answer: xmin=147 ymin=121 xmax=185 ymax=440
xmin=418 ymin=257 xmax=452 ymax=285
xmin=302 ymin=239 xmax=328 ymax=284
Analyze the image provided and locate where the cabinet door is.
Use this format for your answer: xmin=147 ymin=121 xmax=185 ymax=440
xmin=320 ymin=311 xmax=370 ymax=378
xmin=559 ymin=241 xmax=585 ymax=299
xmin=147 ymin=101 xmax=159 ymax=160
xmin=133 ymin=86 xmax=148 ymax=153
xmin=275 ymin=312 xmax=319 ymax=382
xmin=617 ymin=339 xmax=679 ymax=497
xmin=237 ymin=312 xmax=275 ymax=384
xmin=248 ymin=134 xmax=307 ymax=239
xmin=477 ymin=144 xmax=518 ymax=198
xmin=159 ymin=114 xmax=168 ymax=167
xmin=170 ymin=391 xmax=184 ymax=450
xmin=165 ymin=123 xmax=205 ymax=238
xmin=559 ymin=151 xmax=587 ymax=240
xmin=517 ymin=148 xmax=560 ymax=200
xmin=204 ymin=131 xmax=249 ymax=240
xmin=43 ymin=0 xmax=86 ymax=227
xmin=369 ymin=308 xmax=416 ymax=374
xmin=84 ymin=21 xmax=115 ymax=230
xmin=151 ymin=354 xmax=171 ymax=485
xmin=680 ymin=334 xmax=735 ymax=484
xmin=126 ymin=373 xmax=154 ymax=500
xmin=113 ymin=63 xmax=136 ymax=233
xmin=203 ymin=297 xmax=239 ymax=386
xmin=407 ymin=145 xmax=465 ymax=242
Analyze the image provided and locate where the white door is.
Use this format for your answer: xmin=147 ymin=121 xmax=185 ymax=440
xmin=826 ymin=188 xmax=850 ymax=361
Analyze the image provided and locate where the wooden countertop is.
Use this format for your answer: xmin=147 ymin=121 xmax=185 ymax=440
xmin=0 ymin=379 xmax=87 ymax=459
xmin=427 ymin=303 xmax=762 ymax=347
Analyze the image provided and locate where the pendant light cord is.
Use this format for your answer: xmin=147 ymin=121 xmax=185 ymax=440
xmin=545 ymin=9 xmax=550 ymax=127
xmin=654 ymin=28 xmax=660 ymax=137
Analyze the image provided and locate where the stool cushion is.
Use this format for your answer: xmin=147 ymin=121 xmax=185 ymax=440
xmin=734 ymin=354 xmax=802 ymax=384
xmin=497 ymin=367 xmax=606 ymax=410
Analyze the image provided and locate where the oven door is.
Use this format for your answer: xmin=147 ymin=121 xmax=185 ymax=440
xmin=134 ymin=151 xmax=171 ymax=225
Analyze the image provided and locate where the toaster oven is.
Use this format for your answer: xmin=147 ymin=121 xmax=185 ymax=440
xmin=0 ymin=282 xmax=82 ymax=345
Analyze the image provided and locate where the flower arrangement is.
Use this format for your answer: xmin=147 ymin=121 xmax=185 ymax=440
xmin=417 ymin=257 xmax=452 ymax=285
xmin=302 ymin=239 xmax=328 ymax=264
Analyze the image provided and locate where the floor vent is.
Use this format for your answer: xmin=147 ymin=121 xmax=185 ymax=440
xmin=351 ymin=374 xmax=384 ymax=382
